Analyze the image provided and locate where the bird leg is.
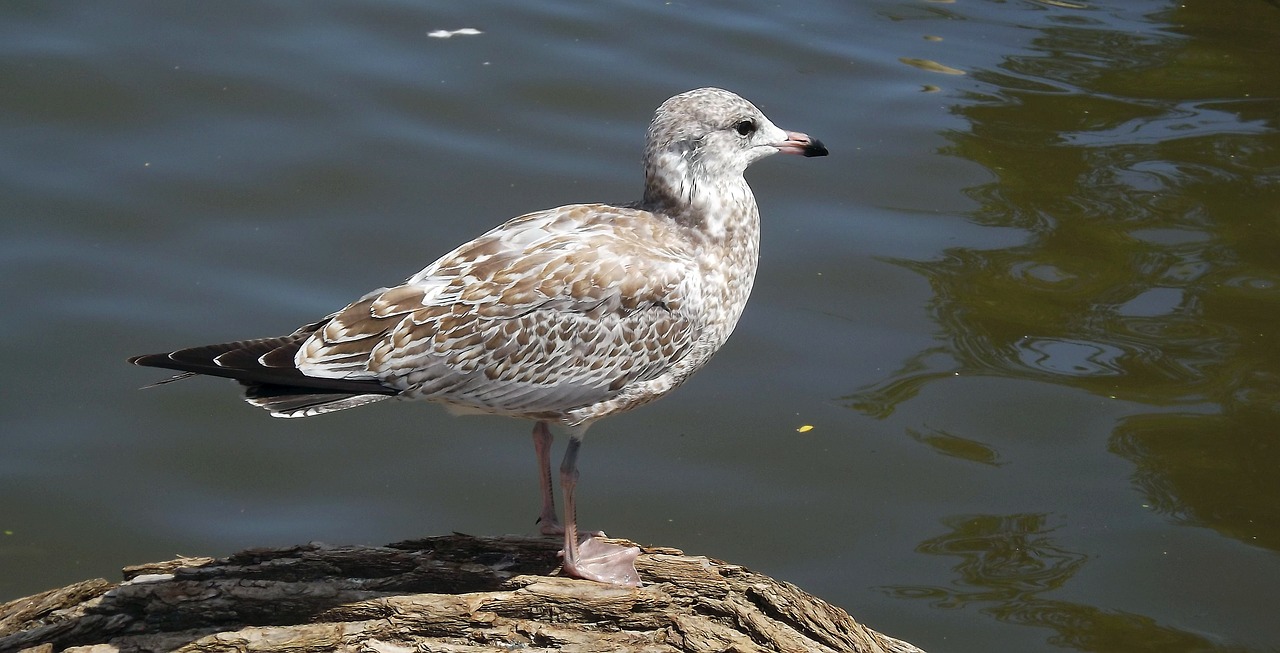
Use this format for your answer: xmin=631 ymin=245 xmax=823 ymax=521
xmin=531 ymin=421 xmax=563 ymax=535
xmin=558 ymin=434 xmax=641 ymax=586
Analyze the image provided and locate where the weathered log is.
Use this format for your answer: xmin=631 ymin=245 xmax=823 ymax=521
xmin=0 ymin=534 xmax=924 ymax=653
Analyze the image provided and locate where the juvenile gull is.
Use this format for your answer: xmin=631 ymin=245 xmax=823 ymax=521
xmin=130 ymin=87 xmax=828 ymax=586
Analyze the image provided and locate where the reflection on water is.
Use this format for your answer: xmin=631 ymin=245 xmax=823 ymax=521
xmin=1012 ymin=336 xmax=1126 ymax=377
xmin=906 ymin=426 xmax=1005 ymax=467
xmin=888 ymin=515 xmax=1087 ymax=609
xmin=847 ymin=2 xmax=1280 ymax=647
xmin=880 ymin=514 xmax=1246 ymax=653
xmin=1111 ymin=412 xmax=1280 ymax=551
xmin=846 ymin=1 xmax=1280 ymax=554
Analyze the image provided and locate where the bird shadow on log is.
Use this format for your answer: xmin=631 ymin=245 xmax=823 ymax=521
xmin=0 ymin=534 xmax=925 ymax=653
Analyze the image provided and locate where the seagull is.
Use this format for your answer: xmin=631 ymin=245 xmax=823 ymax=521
xmin=130 ymin=87 xmax=828 ymax=586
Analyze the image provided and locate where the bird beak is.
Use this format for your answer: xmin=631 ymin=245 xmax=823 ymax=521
xmin=775 ymin=130 xmax=828 ymax=157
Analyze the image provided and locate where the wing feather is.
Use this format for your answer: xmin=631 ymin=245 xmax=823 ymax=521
xmin=296 ymin=204 xmax=703 ymax=417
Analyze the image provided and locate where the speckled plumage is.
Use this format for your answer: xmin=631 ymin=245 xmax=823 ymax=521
xmin=131 ymin=87 xmax=827 ymax=585
xmin=296 ymin=203 xmax=706 ymax=425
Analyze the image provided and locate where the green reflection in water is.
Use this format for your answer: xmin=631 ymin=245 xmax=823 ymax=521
xmin=845 ymin=0 xmax=1280 ymax=557
xmin=1111 ymin=412 xmax=1280 ymax=550
xmin=880 ymin=514 xmax=1249 ymax=653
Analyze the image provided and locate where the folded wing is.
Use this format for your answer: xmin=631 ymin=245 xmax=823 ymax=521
xmin=298 ymin=204 xmax=701 ymax=418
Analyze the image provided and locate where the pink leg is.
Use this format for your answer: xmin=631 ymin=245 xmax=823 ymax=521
xmin=558 ymin=435 xmax=641 ymax=586
xmin=532 ymin=422 xmax=563 ymax=535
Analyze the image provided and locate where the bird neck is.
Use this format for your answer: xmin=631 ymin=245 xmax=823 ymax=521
xmin=640 ymin=153 xmax=758 ymax=247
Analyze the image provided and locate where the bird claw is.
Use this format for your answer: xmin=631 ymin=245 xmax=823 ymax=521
xmin=561 ymin=535 xmax=641 ymax=587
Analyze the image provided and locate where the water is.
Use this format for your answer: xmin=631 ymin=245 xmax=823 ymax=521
xmin=3 ymin=1 xmax=1279 ymax=651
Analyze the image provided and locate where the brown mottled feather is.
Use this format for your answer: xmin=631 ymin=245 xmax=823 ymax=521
xmin=128 ymin=87 xmax=828 ymax=588
xmin=293 ymin=206 xmax=701 ymax=422
xmin=130 ymin=88 xmax=828 ymax=425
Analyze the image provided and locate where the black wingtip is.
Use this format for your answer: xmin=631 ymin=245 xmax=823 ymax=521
xmin=128 ymin=338 xmax=400 ymax=397
xmin=128 ymin=353 xmax=166 ymax=366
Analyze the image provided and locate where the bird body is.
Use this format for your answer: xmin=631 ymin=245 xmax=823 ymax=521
xmin=131 ymin=88 xmax=827 ymax=585
xmin=300 ymin=200 xmax=752 ymax=427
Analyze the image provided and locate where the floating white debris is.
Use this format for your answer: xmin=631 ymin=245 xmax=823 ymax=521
xmin=428 ymin=28 xmax=483 ymax=38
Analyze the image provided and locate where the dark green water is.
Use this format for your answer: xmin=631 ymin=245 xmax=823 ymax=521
xmin=2 ymin=2 xmax=1278 ymax=651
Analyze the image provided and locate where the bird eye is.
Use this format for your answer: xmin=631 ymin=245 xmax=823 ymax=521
xmin=733 ymin=119 xmax=756 ymax=136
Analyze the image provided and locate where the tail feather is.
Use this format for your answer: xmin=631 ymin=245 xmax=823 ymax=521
xmin=242 ymin=384 xmax=391 ymax=418
xmin=129 ymin=327 xmax=399 ymax=417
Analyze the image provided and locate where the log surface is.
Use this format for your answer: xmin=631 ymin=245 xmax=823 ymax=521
xmin=0 ymin=535 xmax=924 ymax=653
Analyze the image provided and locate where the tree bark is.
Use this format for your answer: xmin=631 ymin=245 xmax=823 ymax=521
xmin=0 ymin=535 xmax=924 ymax=653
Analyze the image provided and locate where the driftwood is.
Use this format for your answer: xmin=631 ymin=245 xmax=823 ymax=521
xmin=0 ymin=534 xmax=924 ymax=653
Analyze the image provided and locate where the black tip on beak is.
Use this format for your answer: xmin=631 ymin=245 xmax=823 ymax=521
xmin=803 ymin=138 xmax=828 ymax=157
xmin=777 ymin=131 xmax=830 ymax=158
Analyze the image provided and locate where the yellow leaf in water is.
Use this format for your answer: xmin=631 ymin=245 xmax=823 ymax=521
xmin=796 ymin=424 xmax=814 ymax=433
